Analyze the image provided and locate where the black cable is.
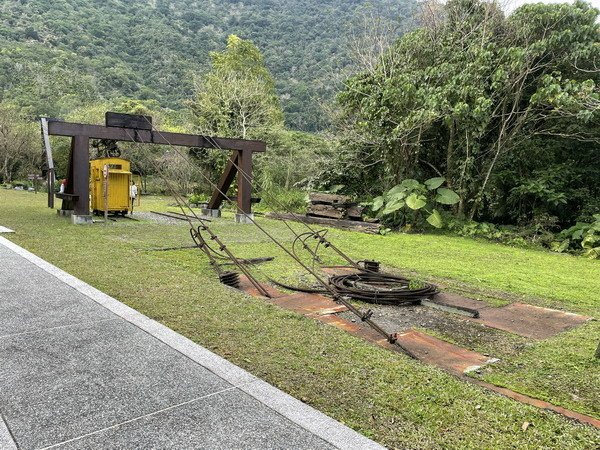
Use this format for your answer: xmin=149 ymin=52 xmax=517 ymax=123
xmin=329 ymin=272 xmax=439 ymax=304
xmin=271 ymin=271 xmax=438 ymax=305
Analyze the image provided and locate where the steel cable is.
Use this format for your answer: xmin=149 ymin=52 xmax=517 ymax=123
xmin=328 ymin=272 xmax=439 ymax=304
xmin=139 ymin=120 xmax=418 ymax=357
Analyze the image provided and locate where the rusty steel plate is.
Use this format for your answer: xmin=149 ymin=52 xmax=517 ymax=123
xmin=473 ymin=303 xmax=590 ymax=339
xmin=237 ymin=275 xmax=286 ymax=299
xmin=270 ymin=293 xmax=348 ymax=315
xmin=430 ymin=292 xmax=490 ymax=312
xmin=395 ymin=330 xmax=497 ymax=375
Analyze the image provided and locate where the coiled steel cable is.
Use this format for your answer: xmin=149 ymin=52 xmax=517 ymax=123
xmin=328 ymin=272 xmax=439 ymax=304
xmin=271 ymin=270 xmax=439 ymax=304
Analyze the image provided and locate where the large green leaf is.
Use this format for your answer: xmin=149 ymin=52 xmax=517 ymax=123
xmin=572 ymin=228 xmax=584 ymax=240
xmin=388 ymin=191 xmax=408 ymax=202
xmin=426 ymin=209 xmax=443 ymax=228
xmin=581 ymin=233 xmax=600 ymax=249
xmin=382 ymin=199 xmax=405 ymax=215
xmin=425 ymin=177 xmax=445 ymax=190
xmin=435 ymin=187 xmax=460 ymax=205
xmin=372 ymin=196 xmax=384 ymax=211
xmin=386 ymin=185 xmax=406 ymax=197
xmin=550 ymin=239 xmax=570 ymax=253
xmin=400 ymin=179 xmax=421 ymax=191
xmin=406 ymin=193 xmax=427 ymax=210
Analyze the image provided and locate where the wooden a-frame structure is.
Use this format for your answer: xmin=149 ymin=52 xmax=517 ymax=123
xmin=43 ymin=112 xmax=265 ymax=220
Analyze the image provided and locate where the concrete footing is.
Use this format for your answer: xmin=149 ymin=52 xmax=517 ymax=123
xmin=201 ymin=208 xmax=221 ymax=218
xmin=235 ymin=213 xmax=255 ymax=224
xmin=57 ymin=209 xmax=73 ymax=217
xmin=71 ymin=214 xmax=93 ymax=225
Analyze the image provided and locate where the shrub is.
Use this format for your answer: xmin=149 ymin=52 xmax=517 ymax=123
xmin=188 ymin=193 xmax=208 ymax=205
xmin=370 ymin=178 xmax=460 ymax=229
xmin=551 ymin=215 xmax=600 ymax=259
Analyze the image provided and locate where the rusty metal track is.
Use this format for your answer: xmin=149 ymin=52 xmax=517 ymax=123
xmin=150 ymin=210 xmax=211 ymax=222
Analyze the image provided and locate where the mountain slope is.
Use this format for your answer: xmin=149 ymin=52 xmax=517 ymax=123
xmin=0 ymin=0 xmax=412 ymax=130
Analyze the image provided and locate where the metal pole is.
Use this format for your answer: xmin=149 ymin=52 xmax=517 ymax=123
xmin=40 ymin=118 xmax=55 ymax=209
xmin=103 ymin=164 xmax=109 ymax=225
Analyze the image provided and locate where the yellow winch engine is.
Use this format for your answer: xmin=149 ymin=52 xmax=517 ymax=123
xmin=90 ymin=157 xmax=139 ymax=215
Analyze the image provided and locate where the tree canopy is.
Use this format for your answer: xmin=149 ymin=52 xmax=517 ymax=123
xmin=336 ymin=0 xmax=600 ymax=223
xmin=191 ymin=35 xmax=284 ymax=139
xmin=0 ymin=0 xmax=412 ymax=130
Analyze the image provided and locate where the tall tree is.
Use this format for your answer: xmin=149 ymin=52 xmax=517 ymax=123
xmin=191 ymin=35 xmax=284 ymax=139
xmin=0 ymin=104 xmax=39 ymax=183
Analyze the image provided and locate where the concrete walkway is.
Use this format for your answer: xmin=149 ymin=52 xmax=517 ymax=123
xmin=0 ymin=236 xmax=383 ymax=450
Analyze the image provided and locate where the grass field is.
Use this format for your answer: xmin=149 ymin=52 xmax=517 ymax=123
xmin=1 ymin=189 xmax=599 ymax=449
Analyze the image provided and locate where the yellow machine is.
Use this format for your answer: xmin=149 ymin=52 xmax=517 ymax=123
xmin=90 ymin=157 xmax=140 ymax=215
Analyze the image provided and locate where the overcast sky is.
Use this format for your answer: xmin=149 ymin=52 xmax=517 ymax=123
xmin=504 ymin=0 xmax=600 ymax=13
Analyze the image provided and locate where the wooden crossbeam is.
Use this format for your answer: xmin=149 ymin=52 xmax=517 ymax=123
xmin=47 ymin=121 xmax=266 ymax=152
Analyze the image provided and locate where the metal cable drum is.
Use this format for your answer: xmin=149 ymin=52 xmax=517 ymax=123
xmin=328 ymin=272 xmax=438 ymax=305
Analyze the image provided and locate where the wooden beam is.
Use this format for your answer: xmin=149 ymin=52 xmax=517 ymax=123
xmin=47 ymin=121 xmax=266 ymax=152
xmin=237 ymin=149 xmax=253 ymax=214
xmin=266 ymin=212 xmax=382 ymax=234
xmin=105 ymin=112 xmax=153 ymax=130
xmin=40 ymin=118 xmax=55 ymax=209
xmin=207 ymin=152 xmax=238 ymax=210
xmin=64 ymin=135 xmax=90 ymax=216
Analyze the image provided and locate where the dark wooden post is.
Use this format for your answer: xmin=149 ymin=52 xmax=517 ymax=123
xmin=71 ymin=135 xmax=90 ymax=216
xmin=237 ymin=149 xmax=252 ymax=214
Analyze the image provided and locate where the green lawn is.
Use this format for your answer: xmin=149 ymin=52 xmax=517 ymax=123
xmin=1 ymin=189 xmax=599 ymax=449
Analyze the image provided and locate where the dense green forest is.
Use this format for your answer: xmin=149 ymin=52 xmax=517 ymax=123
xmin=0 ymin=0 xmax=412 ymax=130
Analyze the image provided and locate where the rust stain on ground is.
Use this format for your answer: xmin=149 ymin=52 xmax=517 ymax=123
xmin=237 ymin=275 xmax=347 ymax=314
xmin=269 ymin=292 xmax=348 ymax=315
xmin=468 ymin=378 xmax=600 ymax=429
xmin=237 ymin=275 xmax=286 ymax=299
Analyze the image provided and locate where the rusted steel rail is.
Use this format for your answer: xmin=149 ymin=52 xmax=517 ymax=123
xmin=150 ymin=210 xmax=211 ymax=222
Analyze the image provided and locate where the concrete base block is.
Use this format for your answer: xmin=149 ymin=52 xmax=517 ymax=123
xmin=71 ymin=214 xmax=93 ymax=225
xmin=57 ymin=209 xmax=73 ymax=217
xmin=235 ymin=213 xmax=255 ymax=224
xmin=201 ymin=208 xmax=221 ymax=218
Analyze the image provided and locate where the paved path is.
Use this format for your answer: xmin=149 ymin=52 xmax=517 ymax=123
xmin=0 ymin=237 xmax=383 ymax=450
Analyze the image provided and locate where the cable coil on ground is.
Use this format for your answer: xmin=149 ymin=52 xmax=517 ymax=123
xmin=328 ymin=272 xmax=439 ymax=305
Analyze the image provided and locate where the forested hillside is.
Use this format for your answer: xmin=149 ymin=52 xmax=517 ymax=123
xmin=0 ymin=0 xmax=412 ymax=130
